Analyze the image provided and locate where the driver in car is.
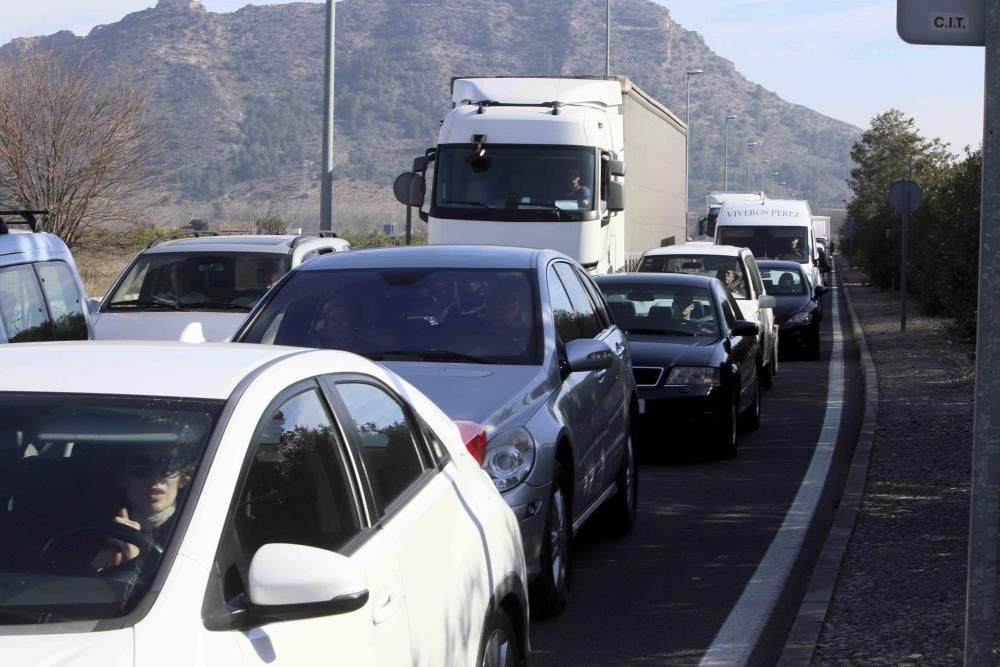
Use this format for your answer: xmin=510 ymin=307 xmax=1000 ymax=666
xmin=93 ymin=447 xmax=195 ymax=571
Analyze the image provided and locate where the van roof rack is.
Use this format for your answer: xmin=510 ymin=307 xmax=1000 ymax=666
xmin=146 ymin=230 xmax=223 ymax=249
xmin=0 ymin=210 xmax=48 ymax=235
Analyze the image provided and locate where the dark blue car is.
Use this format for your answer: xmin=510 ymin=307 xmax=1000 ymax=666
xmin=595 ymin=272 xmax=760 ymax=459
xmin=757 ymin=260 xmax=828 ymax=360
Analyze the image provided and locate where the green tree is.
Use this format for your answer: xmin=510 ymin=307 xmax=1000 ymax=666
xmin=847 ymin=110 xmax=952 ymax=289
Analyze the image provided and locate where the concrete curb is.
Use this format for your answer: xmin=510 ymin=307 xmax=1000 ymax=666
xmin=777 ymin=261 xmax=880 ymax=666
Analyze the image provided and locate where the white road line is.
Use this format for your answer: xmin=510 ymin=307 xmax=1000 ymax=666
xmin=700 ymin=269 xmax=846 ymax=667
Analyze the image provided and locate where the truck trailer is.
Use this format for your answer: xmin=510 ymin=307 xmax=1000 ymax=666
xmin=395 ymin=76 xmax=687 ymax=273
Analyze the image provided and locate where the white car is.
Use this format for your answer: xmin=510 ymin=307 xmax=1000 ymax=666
xmin=91 ymin=232 xmax=350 ymax=342
xmin=636 ymin=243 xmax=779 ymax=389
xmin=0 ymin=342 xmax=528 ymax=667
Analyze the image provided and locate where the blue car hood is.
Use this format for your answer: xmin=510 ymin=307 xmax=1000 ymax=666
xmin=382 ymin=361 xmax=549 ymax=429
xmin=772 ymin=295 xmax=813 ymax=323
xmin=626 ymin=335 xmax=719 ymax=368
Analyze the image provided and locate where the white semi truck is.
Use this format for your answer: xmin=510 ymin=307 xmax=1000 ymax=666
xmin=394 ymin=76 xmax=687 ymax=273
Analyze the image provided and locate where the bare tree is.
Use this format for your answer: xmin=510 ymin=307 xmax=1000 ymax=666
xmin=0 ymin=49 xmax=161 ymax=248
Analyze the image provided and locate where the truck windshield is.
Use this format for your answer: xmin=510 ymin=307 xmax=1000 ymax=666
xmin=0 ymin=393 xmax=222 ymax=624
xmin=434 ymin=144 xmax=596 ymax=217
xmin=717 ymin=226 xmax=811 ymax=264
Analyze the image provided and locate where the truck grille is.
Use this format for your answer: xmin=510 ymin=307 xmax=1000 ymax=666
xmin=632 ymin=366 xmax=664 ymax=388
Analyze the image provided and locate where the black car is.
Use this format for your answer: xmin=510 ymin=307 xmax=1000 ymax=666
xmin=757 ymin=260 xmax=828 ymax=360
xmin=594 ymin=273 xmax=760 ymax=459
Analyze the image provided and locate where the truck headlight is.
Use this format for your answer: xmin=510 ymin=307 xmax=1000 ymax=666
xmin=665 ymin=367 xmax=720 ymax=386
xmin=787 ymin=311 xmax=813 ymax=325
xmin=484 ymin=427 xmax=536 ymax=493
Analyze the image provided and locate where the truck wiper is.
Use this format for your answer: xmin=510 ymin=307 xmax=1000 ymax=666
xmin=441 ymin=200 xmax=488 ymax=208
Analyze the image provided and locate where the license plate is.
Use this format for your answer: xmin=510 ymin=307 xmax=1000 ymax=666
xmin=638 ymin=399 xmax=646 ymax=415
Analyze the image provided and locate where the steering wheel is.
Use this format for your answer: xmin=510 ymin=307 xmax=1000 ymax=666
xmin=40 ymin=521 xmax=163 ymax=573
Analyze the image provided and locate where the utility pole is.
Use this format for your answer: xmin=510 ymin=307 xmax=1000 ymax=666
xmin=605 ymin=0 xmax=611 ymax=76
xmin=320 ymin=0 xmax=335 ymax=232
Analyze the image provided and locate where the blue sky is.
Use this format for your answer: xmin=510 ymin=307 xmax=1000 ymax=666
xmin=0 ymin=0 xmax=986 ymax=154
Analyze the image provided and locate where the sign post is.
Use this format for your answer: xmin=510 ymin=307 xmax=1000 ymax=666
xmin=888 ymin=180 xmax=923 ymax=331
xmin=897 ymin=2 xmax=997 ymax=663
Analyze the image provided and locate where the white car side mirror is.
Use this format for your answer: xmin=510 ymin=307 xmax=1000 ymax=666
xmin=249 ymin=543 xmax=369 ymax=608
xmin=178 ymin=321 xmax=206 ymax=343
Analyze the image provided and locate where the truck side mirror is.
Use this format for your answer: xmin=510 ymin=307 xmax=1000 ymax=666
xmin=412 ymin=155 xmax=430 ymax=173
xmin=696 ymin=216 xmax=707 ymax=237
xmin=606 ymin=181 xmax=625 ymax=212
xmin=393 ymin=172 xmax=426 ymax=207
xmin=608 ymin=160 xmax=626 ymax=177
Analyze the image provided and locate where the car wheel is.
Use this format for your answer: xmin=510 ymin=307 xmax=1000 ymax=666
xmin=741 ymin=373 xmax=762 ymax=432
xmin=531 ymin=464 xmax=570 ymax=617
xmin=760 ymin=354 xmax=774 ymax=390
xmin=478 ymin=608 xmax=522 ymax=667
xmin=714 ymin=393 xmax=738 ymax=459
xmin=606 ymin=430 xmax=638 ymax=536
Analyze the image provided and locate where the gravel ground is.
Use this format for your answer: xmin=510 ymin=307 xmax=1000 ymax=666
xmin=813 ymin=263 xmax=977 ymax=665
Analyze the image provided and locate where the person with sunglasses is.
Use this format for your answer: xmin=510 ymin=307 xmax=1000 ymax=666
xmin=94 ymin=447 xmax=195 ymax=571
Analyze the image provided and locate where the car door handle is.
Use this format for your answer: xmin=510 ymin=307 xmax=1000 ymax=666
xmin=372 ymin=591 xmax=403 ymax=625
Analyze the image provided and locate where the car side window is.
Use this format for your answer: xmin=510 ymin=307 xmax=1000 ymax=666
xmin=554 ymin=262 xmax=602 ymax=339
xmin=234 ymin=388 xmax=362 ymax=554
xmin=335 ymin=381 xmax=429 ymax=516
xmin=207 ymin=387 xmax=364 ymax=607
xmin=723 ymin=292 xmax=742 ymax=328
xmin=573 ymin=265 xmax=612 ymax=330
xmin=35 ymin=261 xmax=88 ymax=340
xmin=0 ymin=264 xmax=53 ymax=342
xmin=547 ymin=264 xmax=581 ymax=342
xmin=742 ymin=254 xmax=765 ymax=297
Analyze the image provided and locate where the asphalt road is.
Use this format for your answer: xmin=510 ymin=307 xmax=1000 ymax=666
xmin=529 ymin=271 xmax=864 ymax=666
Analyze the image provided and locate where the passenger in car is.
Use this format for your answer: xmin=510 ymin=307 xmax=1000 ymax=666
xmin=716 ymin=268 xmax=746 ymax=298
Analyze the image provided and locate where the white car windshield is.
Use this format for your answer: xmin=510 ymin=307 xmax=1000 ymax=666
xmin=636 ymin=254 xmax=749 ymax=299
xmin=0 ymin=394 xmax=222 ymax=624
xmin=105 ymin=252 xmax=292 ymax=312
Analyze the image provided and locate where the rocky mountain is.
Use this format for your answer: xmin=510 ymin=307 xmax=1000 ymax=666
xmin=1 ymin=0 xmax=860 ymax=230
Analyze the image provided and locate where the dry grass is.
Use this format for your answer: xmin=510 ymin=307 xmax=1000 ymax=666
xmin=75 ymin=248 xmax=134 ymax=298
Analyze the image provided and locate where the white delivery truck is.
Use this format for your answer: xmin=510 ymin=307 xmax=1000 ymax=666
xmin=698 ymin=192 xmax=763 ymax=239
xmin=811 ymin=215 xmax=832 ymax=249
xmin=714 ymin=198 xmax=824 ymax=287
xmin=394 ymin=76 xmax=687 ymax=273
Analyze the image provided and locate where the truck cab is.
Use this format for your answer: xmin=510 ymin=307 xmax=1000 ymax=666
xmin=714 ymin=198 xmax=824 ymax=288
xmin=395 ymin=76 xmax=686 ymax=274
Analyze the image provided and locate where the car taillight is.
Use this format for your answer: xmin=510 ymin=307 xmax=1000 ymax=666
xmin=454 ymin=420 xmax=488 ymax=465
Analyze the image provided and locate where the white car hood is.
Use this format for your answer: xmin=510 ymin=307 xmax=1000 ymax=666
xmin=1 ymin=629 xmax=132 ymax=667
xmin=91 ymin=311 xmax=246 ymax=342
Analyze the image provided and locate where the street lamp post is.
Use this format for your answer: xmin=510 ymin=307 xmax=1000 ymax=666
xmin=745 ymin=141 xmax=758 ymax=191
xmin=685 ymin=68 xmax=703 ymax=222
xmin=759 ymin=159 xmax=770 ymax=193
xmin=723 ymin=114 xmax=737 ymax=192
xmin=769 ymin=171 xmax=780 ymax=197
